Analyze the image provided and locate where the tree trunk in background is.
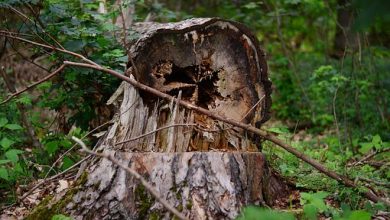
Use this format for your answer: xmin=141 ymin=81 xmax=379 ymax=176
xmin=332 ymin=0 xmax=359 ymax=58
xmin=27 ymin=18 xmax=288 ymax=220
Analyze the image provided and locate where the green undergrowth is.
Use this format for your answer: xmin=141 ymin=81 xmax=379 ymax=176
xmin=26 ymin=172 xmax=88 ymax=220
xmin=258 ymin=123 xmax=389 ymax=219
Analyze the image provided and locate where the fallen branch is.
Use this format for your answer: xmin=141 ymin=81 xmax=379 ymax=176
xmin=349 ymin=148 xmax=390 ymax=167
xmin=2 ymin=33 xmax=388 ymax=206
xmin=64 ymin=60 xmax=390 ymax=206
xmin=17 ymin=155 xmax=90 ymax=204
xmin=44 ymin=119 xmax=114 ymax=178
xmin=357 ymin=177 xmax=390 ymax=188
xmin=0 ymin=31 xmax=98 ymax=66
xmin=71 ymin=136 xmax=188 ymax=220
xmin=0 ymin=64 xmax=66 ymax=105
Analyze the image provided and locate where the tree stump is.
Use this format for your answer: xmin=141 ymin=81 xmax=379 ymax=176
xmin=27 ymin=18 xmax=288 ymax=220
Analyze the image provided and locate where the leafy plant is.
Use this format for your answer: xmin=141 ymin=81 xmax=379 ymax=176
xmin=237 ymin=206 xmax=295 ymax=220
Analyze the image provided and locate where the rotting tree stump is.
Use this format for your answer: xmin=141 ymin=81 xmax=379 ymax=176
xmin=27 ymin=18 xmax=289 ymax=220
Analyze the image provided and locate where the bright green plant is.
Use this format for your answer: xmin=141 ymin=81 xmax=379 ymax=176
xmin=0 ymin=116 xmax=31 ymax=204
xmin=236 ymin=206 xmax=295 ymax=220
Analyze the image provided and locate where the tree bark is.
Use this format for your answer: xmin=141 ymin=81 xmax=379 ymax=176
xmin=27 ymin=18 xmax=288 ymax=220
xmin=332 ymin=0 xmax=359 ymax=58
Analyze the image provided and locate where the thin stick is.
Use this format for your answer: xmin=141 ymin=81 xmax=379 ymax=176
xmin=357 ymin=177 xmax=390 ymax=188
xmin=350 ymin=148 xmax=390 ymax=167
xmin=18 ymin=156 xmax=90 ymax=202
xmin=72 ymin=136 xmax=188 ymax=220
xmin=240 ymin=95 xmax=265 ymax=122
xmin=1 ymin=64 xmax=66 ymax=105
xmin=64 ymin=60 xmax=389 ymax=206
xmin=0 ymin=68 xmax=41 ymax=148
xmin=8 ymin=6 xmax=65 ymax=50
xmin=44 ymin=120 xmax=114 ymax=178
xmin=2 ymin=35 xmax=387 ymax=206
xmin=0 ymin=31 xmax=98 ymax=66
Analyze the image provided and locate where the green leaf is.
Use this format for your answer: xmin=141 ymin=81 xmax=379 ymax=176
xmin=0 ymin=167 xmax=9 ymax=181
xmin=0 ymin=159 xmax=11 ymax=165
xmin=45 ymin=141 xmax=60 ymax=155
xmin=300 ymin=191 xmax=329 ymax=212
xmin=51 ymin=214 xmax=73 ymax=220
xmin=5 ymin=149 xmax=24 ymax=163
xmin=0 ymin=118 xmax=8 ymax=128
xmin=347 ymin=210 xmax=371 ymax=220
xmin=237 ymin=206 xmax=295 ymax=220
xmin=16 ymin=95 xmax=32 ymax=105
xmin=266 ymin=126 xmax=289 ymax=134
xmin=242 ymin=2 xmax=258 ymax=9
xmin=60 ymin=139 xmax=72 ymax=149
xmin=61 ymin=156 xmax=75 ymax=170
xmin=64 ymin=40 xmax=86 ymax=52
xmin=37 ymin=81 xmax=53 ymax=90
xmin=115 ymin=55 xmax=128 ymax=63
xmin=372 ymin=134 xmax=382 ymax=149
xmin=359 ymin=142 xmax=373 ymax=154
xmin=4 ymin=124 xmax=23 ymax=130
xmin=0 ymin=137 xmax=15 ymax=150
xmin=303 ymin=204 xmax=317 ymax=220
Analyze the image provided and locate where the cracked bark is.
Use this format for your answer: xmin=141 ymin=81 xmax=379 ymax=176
xmin=27 ymin=18 xmax=288 ymax=220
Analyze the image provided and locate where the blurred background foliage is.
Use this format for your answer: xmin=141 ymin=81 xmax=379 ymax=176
xmin=0 ymin=0 xmax=389 ymax=217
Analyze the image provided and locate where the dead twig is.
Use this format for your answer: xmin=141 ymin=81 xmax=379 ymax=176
xmin=350 ymin=148 xmax=390 ymax=167
xmin=64 ymin=60 xmax=390 ymax=206
xmin=0 ymin=67 xmax=42 ymax=148
xmin=44 ymin=120 xmax=114 ymax=178
xmin=357 ymin=177 xmax=390 ymax=188
xmin=16 ymin=155 xmax=90 ymax=205
xmin=2 ymin=34 xmax=388 ymax=206
xmin=8 ymin=6 xmax=65 ymax=50
xmin=0 ymin=64 xmax=66 ymax=105
xmin=72 ymin=136 xmax=188 ymax=220
xmin=0 ymin=31 xmax=98 ymax=66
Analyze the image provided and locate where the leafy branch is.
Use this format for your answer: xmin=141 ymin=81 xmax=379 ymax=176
xmin=0 ymin=31 xmax=388 ymax=207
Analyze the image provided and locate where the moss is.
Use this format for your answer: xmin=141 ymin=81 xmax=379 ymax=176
xmin=175 ymin=190 xmax=182 ymax=200
xmin=176 ymin=204 xmax=183 ymax=212
xmin=26 ymin=172 xmax=89 ymax=220
xmin=25 ymin=195 xmax=54 ymax=220
xmin=185 ymin=200 xmax=193 ymax=210
xmin=149 ymin=212 xmax=160 ymax=220
xmin=135 ymin=184 xmax=155 ymax=219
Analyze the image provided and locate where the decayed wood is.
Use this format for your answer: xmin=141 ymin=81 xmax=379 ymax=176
xmin=25 ymin=19 xmax=289 ymax=220
xmin=108 ymin=81 xmax=259 ymax=153
xmin=129 ymin=18 xmax=271 ymax=126
xmin=115 ymin=18 xmax=272 ymax=152
xmin=2 ymin=18 xmax=387 ymax=215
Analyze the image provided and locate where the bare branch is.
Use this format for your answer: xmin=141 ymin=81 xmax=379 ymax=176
xmin=64 ymin=60 xmax=390 ymax=206
xmin=18 ymin=155 xmax=91 ymax=203
xmin=0 ymin=68 xmax=42 ymax=148
xmin=0 ymin=31 xmax=98 ymax=66
xmin=72 ymin=136 xmax=188 ymax=220
xmin=44 ymin=119 xmax=114 ymax=178
xmin=2 ymin=34 xmax=387 ymax=206
xmin=0 ymin=64 xmax=66 ymax=105
xmin=349 ymin=148 xmax=390 ymax=167
xmin=8 ymin=6 xmax=65 ymax=50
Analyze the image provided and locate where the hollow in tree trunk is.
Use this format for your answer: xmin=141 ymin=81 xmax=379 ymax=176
xmin=27 ymin=18 xmax=289 ymax=220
